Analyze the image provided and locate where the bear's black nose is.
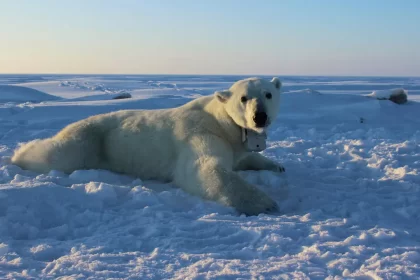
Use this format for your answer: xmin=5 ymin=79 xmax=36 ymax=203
xmin=253 ymin=112 xmax=267 ymax=127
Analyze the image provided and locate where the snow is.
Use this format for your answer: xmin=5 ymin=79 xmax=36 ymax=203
xmin=1 ymin=75 xmax=420 ymax=279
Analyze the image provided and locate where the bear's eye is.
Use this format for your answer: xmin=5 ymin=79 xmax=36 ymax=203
xmin=266 ymin=92 xmax=272 ymax=99
xmin=241 ymin=96 xmax=248 ymax=103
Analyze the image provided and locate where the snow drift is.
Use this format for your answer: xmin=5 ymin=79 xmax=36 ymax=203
xmin=0 ymin=85 xmax=61 ymax=103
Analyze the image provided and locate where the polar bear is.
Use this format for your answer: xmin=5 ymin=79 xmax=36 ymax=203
xmin=12 ymin=77 xmax=285 ymax=215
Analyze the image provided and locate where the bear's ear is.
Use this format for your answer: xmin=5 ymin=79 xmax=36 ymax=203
xmin=215 ymin=90 xmax=231 ymax=103
xmin=271 ymin=77 xmax=282 ymax=90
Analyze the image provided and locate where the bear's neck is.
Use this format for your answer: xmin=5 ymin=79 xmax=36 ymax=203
xmin=205 ymin=98 xmax=243 ymax=148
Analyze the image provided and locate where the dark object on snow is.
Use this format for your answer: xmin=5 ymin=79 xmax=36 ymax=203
xmin=370 ymin=88 xmax=408 ymax=105
xmin=388 ymin=91 xmax=407 ymax=104
xmin=113 ymin=93 xmax=132 ymax=99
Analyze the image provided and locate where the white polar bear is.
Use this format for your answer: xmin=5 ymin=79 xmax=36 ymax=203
xmin=12 ymin=77 xmax=285 ymax=215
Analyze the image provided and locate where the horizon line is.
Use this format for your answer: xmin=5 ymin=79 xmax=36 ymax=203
xmin=0 ymin=73 xmax=419 ymax=78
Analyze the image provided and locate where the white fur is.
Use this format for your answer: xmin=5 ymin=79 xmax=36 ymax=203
xmin=12 ymin=77 xmax=284 ymax=215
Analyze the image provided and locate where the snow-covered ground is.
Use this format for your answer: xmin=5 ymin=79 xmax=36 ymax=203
xmin=0 ymin=74 xmax=419 ymax=279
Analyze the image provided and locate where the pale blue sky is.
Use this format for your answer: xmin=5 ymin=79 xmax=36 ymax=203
xmin=1 ymin=0 xmax=419 ymax=76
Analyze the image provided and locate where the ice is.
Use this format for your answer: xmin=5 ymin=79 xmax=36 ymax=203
xmin=0 ymin=75 xmax=419 ymax=279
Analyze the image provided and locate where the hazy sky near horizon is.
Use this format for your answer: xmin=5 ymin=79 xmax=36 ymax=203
xmin=1 ymin=0 xmax=419 ymax=76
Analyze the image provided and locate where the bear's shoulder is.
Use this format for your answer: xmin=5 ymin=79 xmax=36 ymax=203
xmin=171 ymin=96 xmax=228 ymax=140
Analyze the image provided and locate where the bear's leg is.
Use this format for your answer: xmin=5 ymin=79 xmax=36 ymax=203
xmin=12 ymin=122 xmax=104 ymax=174
xmin=175 ymin=136 xmax=278 ymax=215
xmin=235 ymin=153 xmax=285 ymax=172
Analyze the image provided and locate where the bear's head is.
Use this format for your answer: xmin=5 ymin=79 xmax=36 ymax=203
xmin=215 ymin=77 xmax=282 ymax=134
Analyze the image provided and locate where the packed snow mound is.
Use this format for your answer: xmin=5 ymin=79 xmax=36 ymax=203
xmin=0 ymin=85 xmax=61 ymax=103
xmin=368 ymin=88 xmax=408 ymax=104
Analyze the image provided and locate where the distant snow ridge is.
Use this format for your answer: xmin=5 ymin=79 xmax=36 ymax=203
xmin=147 ymin=81 xmax=178 ymax=90
xmin=59 ymin=81 xmax=132 ymax=100
xmin=0 ymin=85 xmax=61 ymax=103
xmin=59 ymin=81 xmax=107 ymax=92
xmin=284 ymin=88 xmax=322 ymax=95
xmin=147 ymin=80 xmax=205 ymax=96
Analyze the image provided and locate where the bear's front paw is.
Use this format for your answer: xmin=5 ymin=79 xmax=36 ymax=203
xmin=236 ymin=190 xmax=279 ymax=216
xmin=274 ymin=164 xmax=286 ymax=173
xmin=266 ymin=162 xmax=286 ymax=173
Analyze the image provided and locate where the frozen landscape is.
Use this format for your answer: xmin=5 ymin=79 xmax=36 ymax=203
xmin=0 ymin=74 xmax=419 ymax=279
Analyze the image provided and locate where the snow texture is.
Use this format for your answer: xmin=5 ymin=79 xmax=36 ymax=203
xmin=0 ymin=74 xmax=420 ymax=279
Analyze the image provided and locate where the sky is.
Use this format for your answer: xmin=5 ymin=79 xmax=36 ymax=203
xmin=0 ymin=0 xmax=419 ymax=76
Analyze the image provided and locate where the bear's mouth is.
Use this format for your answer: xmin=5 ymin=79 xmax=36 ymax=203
xmin=248 ymin=120 xmax=271 ymax=134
